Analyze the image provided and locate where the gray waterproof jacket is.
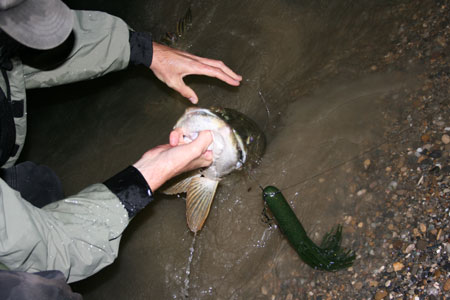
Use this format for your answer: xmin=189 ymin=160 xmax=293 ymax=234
xmin=0 ymin=10 xmax=154 ymax=283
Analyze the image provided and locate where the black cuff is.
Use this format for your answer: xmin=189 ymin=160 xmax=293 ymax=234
xmin=128 ymin=31 xmax=153 ymax=67
xmin=104 ymin=166 xmax=153 ymax=218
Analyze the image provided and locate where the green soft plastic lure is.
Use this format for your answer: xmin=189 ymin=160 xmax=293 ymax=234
xmin=263 ymin=186 xmax=355 ymax=271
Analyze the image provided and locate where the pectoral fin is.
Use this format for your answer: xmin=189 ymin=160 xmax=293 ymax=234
xmin=186 ymin=177 xmax=219 ymax=232
xmin=161 ymin=171 xmax=201 ymax=195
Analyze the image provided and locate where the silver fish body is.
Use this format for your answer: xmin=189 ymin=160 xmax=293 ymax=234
xmin=162 ymin=106 xmax=266 ymax=232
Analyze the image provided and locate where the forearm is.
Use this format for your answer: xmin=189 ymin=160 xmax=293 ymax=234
xmin=0 ymin=165 xmax=153 ymax=283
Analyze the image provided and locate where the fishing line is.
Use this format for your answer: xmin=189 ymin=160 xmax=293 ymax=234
xmin=245 ymin=168 xmax=265 ymax=192
xmin=257 ymin=90 xmax=271 ymax=131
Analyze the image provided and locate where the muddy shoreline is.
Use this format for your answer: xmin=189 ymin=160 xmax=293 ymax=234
xmin=265 ymin=1 xmax=449 ymax=299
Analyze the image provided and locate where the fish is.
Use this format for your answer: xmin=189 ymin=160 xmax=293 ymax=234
xmin=162 ymin=106 xmax=266 ymax=232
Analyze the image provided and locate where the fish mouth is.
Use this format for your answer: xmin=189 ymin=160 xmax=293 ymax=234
xmin=233 ymin=129 xmax=247 ymax=168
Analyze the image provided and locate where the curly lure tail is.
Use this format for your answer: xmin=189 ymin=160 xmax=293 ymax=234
xmin=263 ymin=186 xmax=355 ymax=271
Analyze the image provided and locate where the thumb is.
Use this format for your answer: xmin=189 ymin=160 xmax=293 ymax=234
xmin=191 ymin=130 xmax=213 ymax=153
xmin=176 ymin=81 xmax=198 ymax=104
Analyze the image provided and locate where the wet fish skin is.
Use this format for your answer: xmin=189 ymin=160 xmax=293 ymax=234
xmin=162 ymin=106 xmax=266 ymax=232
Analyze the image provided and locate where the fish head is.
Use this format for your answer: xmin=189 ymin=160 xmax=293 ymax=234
xmin=209 ymin=107 xmax=266 ymax=169
xmin=174 ymin=106 xmax=266 ymax=178
xmin=173 ymin=107 xmax=241 ymax=179
xmin=165 ymin=106 xmax=266 ymax=232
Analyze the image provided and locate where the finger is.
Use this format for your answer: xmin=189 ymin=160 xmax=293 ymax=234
xmin=202 ymin=150 xmax=213 ymax=161
xmin=176 ymin=51 xmax=242 ymax=81
xmin=169 ymin=51 xmax=242 ymax=85
xmin=175 ymin=80 xmax=199 ymax=104
xmin=191 ymin=130 xmax=213 ymax=153
xmin=185 ymin=149 xmax=213 ymax=170
xmin=169 ymin=130 xmax=180 ymax=146
xmin=195 ymin=57 xmax=242 ymax=82
xmin=192 ymin=64 xmax=241 ymax=87
xmin=171 ymin=131 xmax=214 ymax=173
xmin=172 ymin=51 xmax=241 ymax=79
xmin=169 ymin=128 xmax=186 ymax=146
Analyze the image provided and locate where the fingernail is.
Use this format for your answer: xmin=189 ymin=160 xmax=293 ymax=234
xmin=189 ymin=97 xmax=197 ymax=104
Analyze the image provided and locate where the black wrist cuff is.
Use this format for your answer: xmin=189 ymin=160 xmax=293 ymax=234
xmin=104 ymin=166 xmax=153 ymax=218
xmin=128 ymin=30 xmax=153 ymax=67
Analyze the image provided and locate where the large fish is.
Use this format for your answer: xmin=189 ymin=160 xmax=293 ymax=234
xmin=162 ymin=107 xmax=266 ymax=232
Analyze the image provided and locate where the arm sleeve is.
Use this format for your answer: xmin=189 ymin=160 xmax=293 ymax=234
xmin=128 ymin=31 xmax=153 ymax=67
xmin=0 ymin=166 xmax=153 ymax=283
xmin=23 ymin=10 xmax=131 ymax=89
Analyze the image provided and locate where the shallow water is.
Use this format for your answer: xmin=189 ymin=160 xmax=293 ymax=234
xmin=23 ymin=0 xmax=418 ymax=298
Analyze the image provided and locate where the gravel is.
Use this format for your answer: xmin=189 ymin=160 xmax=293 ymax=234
xmin=263 ymin=0 xmax=449 ymax=299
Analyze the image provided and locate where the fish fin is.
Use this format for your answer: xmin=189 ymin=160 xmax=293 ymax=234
xmin=186 ymin=177 xmax=219 ymax=232
xmin=161 ymin=171 xmax=201 ymax=195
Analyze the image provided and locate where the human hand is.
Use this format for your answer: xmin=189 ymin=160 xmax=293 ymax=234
xmin=133 ymin=130 xmax=213 ymax=191
xmin=150 ymin=42 xmax=242 ymax=104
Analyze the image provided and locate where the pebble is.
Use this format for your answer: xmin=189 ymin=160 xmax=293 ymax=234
xmin=393 ymin=240 xmax=403 ymax=250
xmin=405 ymin=244 xmax=415 ymax=253
xmin=444 ymin=279 xmax=450 ymax=291
xmin=354 ymin=281 xmax=363 ymax=289
xmin=356 ymin=189 xmax=367 ymax=196
xmin=419 ymin=158 xmax=433 ymax=168
xmin=428 ymin=150 xmax=442 ymax=158
xmin=421 ymin=134 xmax=430 ymax=143
xmin=416 ymin=239 xmax=428 ymax=251
xmin=261 ymin=286 xmax=268 ymax=295
xmin=393 ymin=262 xmax=404 ymax=271
xmin=388 ymin=181 xmax=397 ymax=190
xmin=422 ymin=144 xmax=432 ymax=151
xmin=369 ymin=280 xmax=379 ymax=287
xmin=427 ymin=286 xmax=439 ymax=296
xmin=417 ymin=155 xmax=427 ymax=163
xmin=364 ymin=159 xmax=371 ymax=170
xmin=375 ymin=289 xmax=387 ymax=300
xmin=442 ymin=134 xmax=450 ymax=144
xmin=419 ymin=223 xmax=426 ymax=233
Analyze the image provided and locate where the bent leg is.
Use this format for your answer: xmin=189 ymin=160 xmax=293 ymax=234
xmin=0 ymin=161 xmax=64 ymax=208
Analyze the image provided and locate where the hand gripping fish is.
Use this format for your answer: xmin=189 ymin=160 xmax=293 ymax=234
xmin=162 ymin=107 xmax=266 ymax=232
